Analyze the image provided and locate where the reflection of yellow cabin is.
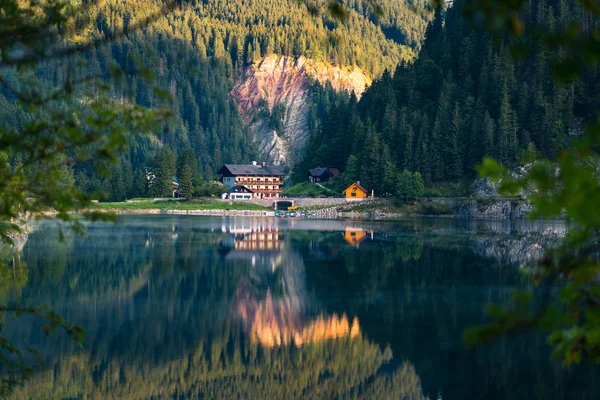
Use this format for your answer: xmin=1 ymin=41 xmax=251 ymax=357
xmin=344 ymin=228 xmax=367 ymax=247
xmin=343 ymin=182 xmax=368 ymax=201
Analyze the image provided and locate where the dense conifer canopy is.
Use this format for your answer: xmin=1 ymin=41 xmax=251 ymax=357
xmin=299 ymin=0 xmax=600 ymax=192
xmin=0 ymin=0 xmax=431 ymax=200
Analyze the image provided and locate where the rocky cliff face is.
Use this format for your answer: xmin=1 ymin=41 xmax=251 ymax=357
xmin=232 ymin=55 xmax=370 ymax=167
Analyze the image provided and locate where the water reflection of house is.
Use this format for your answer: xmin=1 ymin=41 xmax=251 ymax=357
xmin=221 ymin=224 xmax=284 ymax=251
xmin=343 ymin=227 xmax=373 ymax=248
xmin=219 ymin=224 xmax=285 ymax=267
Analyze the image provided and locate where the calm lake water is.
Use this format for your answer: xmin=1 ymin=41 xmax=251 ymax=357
xmin=7 ymin=215 xmax=600 ymax=399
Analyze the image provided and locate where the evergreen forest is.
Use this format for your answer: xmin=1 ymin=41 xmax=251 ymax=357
xmin=298 ymin=0 xmax=600 ymax=195
xmin=0 ymin=0 xmax=430 ymax=200
xmin=3 ymin=0 xmax=596 ymax=199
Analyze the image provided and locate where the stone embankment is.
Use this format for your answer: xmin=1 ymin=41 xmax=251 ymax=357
xmin=304 ymin=198 xmax=535 ymax=220
xmin=227 ymin=197 xmax=348 ymax=208
xmin=108 ymin=209 xmax=276 ymax=217
xmin=312 ymin=206 xmax=341 ymax=218
xmin=432 ymin=197 xmax=533 ymax=219
xmin=105 ymin=196 xmax=537 ymax=220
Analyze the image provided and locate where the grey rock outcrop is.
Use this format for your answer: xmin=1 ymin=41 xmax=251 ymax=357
xmin=453 ymin=199 xmax=533 ymax=219
xmin=471 ymin=164 xmax=534 ymax=198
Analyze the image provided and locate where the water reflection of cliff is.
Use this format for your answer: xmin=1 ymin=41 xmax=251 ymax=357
xmin=237 ymin=250 xmax=360 ymax=347
xmin=221 ymin=223 xmax=362 ymax=347
xmin=7 ymin=218 xmax=429 ymax=399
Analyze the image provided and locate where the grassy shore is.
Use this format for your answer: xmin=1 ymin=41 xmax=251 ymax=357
xmin=93 ymin=199 xmax=271 ymax=211
xmin=338 ymin=198 xmax=453 ymax=216
xmin=282 ymin=182 xmax=339 ymax=197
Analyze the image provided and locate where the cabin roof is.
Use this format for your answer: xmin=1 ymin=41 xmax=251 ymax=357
xmin=343 ymin=182 xmax=368 ymax=194
xmin=308 ymin=167 xmax=329 ymax=177
xmin=308 ymin=166 xmax=342 ymax=177
xmin=328 ymin=167 xmax=341 ymax=176
xmin=218 ymin=164 xmax=286 ymax=176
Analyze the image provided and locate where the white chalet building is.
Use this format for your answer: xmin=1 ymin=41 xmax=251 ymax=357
xmin=218 ymin=162 xmax=285 ymax=199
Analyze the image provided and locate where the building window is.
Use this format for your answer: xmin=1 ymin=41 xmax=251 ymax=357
xmin=351 ymin=192 xmax=356 ymax=197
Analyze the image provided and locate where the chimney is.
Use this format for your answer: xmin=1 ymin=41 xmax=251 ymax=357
xmin=357 ymin=181 xmax=360 ymax=185
xmin=252 ymin=161 xmax=257 ymax=166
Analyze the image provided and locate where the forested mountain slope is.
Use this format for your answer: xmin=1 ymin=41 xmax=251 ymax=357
xmin=299 ymin=0 xmax=600 ymax=193
xmin=91 ymin=0 xmax=427 ymax=75
xmin=0 ymin=0 xmax=431 ymax=200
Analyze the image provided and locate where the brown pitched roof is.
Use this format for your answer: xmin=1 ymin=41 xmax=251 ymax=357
xmin=328 ymin=167 xmax=341 ymax=176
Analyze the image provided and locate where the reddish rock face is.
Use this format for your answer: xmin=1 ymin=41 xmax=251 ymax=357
xmin=232 ymin=55 xmax=370 ymax=167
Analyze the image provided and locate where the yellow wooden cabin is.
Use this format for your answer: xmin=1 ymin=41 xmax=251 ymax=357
xmin=343 ymin=182 xmax=368 ymax=201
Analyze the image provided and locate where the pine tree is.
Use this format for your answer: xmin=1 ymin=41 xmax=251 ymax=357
xmin=132 ymin=169 xmax=148 ymax=198
xmin=383 ymin=157 xmax=399 ymax=196
xmin=498 ymin=85 xmax=517 ymax=167
xmin=340 ymin=155 xmax=359 ymax=189
xmin=431 ymin=79 xmax=454 ymax=180
xmin=448 ymin=103 xmax=463 ymax=179
xmin=482 ymin=110 xmax=496 ymax=158
xmin=153 ymin=147 xmax=176 ymax=197
xmin=179 ymin=164 xmax=194 ymax=200
xmin=403 ymin=125 xmax=415 ymax=171
xmin=177 ymin=148 xmax=197 ymax=200
xmin=359 ymin=126 xmax=383 ymax=193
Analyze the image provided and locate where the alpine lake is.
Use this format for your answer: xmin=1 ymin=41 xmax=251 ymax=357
xmin=5 ymin=215 xmax=600 ymax=399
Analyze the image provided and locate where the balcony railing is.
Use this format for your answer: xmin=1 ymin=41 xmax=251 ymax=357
xmin=250 ymin=188 xmax=283 ymax=193
xmin=235 ymin=179 xmax=284 ymax=186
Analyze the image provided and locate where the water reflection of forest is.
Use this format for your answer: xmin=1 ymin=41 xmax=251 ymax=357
xmin=8 ymin=219 xmax=430 ymax=399
xmin=4 ymin=216 xmax=596 ymax=399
